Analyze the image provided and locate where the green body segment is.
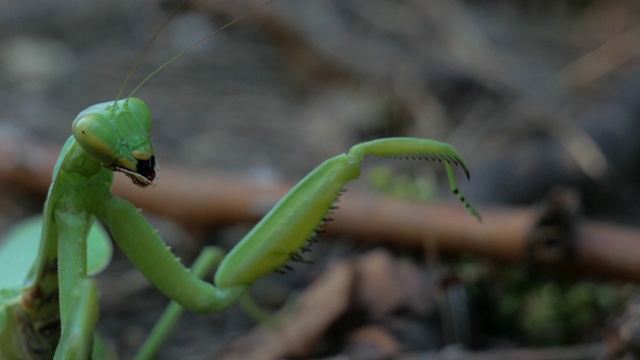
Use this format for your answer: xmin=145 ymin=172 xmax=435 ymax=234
xmin=53 ymin=279 xmax=98 ymax=359
xmin=95 ymin=196 xmax=245 ymax=313
xmin=215 ymin=154 xmax=361 ymax=288
xmin=350 ymin=137 xmax=460 ymax=157
xmin=349 ymin=138 xmax=470 ymax=178
xmin=351 ymin=138 xmax=481 ymax=221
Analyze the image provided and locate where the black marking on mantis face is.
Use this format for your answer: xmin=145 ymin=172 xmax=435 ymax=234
xmin=105 ymin=156 xmax=157 ymax=188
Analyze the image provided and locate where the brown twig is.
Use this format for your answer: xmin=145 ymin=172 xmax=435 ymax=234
xmin=396 ymin=343 xmax=605 ymax=360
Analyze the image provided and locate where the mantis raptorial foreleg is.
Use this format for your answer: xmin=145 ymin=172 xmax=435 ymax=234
xmin=215 ymin=137 xmax=481 ymax=288
xmin=96 ymin=195 xmax=245 ymax=313
xmin=55 ymin=208 xmax=90 ymax=329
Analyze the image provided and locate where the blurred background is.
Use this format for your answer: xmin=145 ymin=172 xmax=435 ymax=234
xmin=1 ymin=0 xmax=640 ymax=358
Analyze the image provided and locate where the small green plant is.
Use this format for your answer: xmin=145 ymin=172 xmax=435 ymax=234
xmin=368 ymin=165 xmax=437 ymax=201
xmin=490 ymin=266 xmax=625 ymax=345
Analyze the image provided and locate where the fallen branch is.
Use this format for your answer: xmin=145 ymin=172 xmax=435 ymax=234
xmin=2 ymin=130 xmax=640 ymax=281
xmin=387 ymin=343 xmax=605 ymax=360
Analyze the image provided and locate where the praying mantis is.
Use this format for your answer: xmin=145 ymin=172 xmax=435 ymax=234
xmin=0 ymin=1 xmax=481 ymax=359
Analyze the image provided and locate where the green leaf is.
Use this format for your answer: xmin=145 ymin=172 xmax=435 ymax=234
xmin=85 ymin=219 xmax=113 ymax=276
xmin=0 ymin=216 xmax=113 ymax=289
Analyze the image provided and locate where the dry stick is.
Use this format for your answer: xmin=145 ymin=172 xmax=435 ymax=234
xmin=398 ymin=343 xmax=605 ymax=360
xmin=2 ymin=131 xmax=640 ymax=281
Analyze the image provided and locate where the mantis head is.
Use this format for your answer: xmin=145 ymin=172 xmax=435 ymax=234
xmin=72 ymin=98 xmax=157 ymax=187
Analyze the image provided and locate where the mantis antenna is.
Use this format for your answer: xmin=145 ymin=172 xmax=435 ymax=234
xmin=126 ymin=0 xmax=279 ymax=99
xmin=114 ymin=0 xmax=191 ymax=102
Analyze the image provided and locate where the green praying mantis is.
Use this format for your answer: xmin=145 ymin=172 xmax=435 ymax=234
xmin=0 ymin=1 xmax=481 ymax=359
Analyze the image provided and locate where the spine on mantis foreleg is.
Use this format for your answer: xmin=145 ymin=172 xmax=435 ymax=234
xmin=350 ymin=138 xmax=481 ymax=221
xmin=216 ymin=137 xmax=480 ymax=289
xmin=215 ymin=154 xmax=361 ymax=288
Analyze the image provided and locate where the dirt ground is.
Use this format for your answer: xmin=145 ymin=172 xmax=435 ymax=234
xmin=2 ymin=0 xmax=640 ymax=359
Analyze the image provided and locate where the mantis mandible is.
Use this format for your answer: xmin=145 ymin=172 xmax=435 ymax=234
xmin=0 ymin=1 xmax=481 ymax=358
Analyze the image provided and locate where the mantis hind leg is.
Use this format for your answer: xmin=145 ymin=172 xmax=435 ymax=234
xmin=136 ymin=247 xmax=279 ymax=359
xmin=215 ymin=137 xmax=480 ymax=289
xmin=135 ymin=247 xmax=227 ymax=360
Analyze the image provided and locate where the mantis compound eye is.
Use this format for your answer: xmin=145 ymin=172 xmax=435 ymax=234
xmin=72 ymin=98 xmax=157 ymax=188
